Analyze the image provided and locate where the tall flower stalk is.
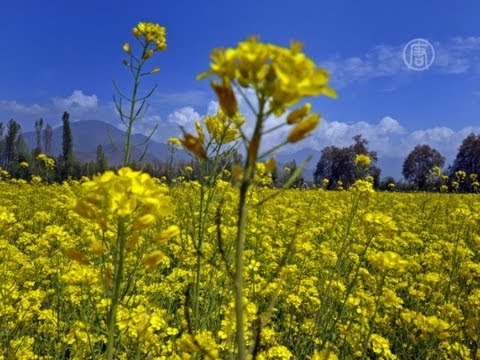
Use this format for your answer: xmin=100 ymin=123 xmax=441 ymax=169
xmin=113 ymin=22 xmax=167 ymax=167
xmin=77 ymin=22 xmax=170 ymax=360
xmin=196 ymin=36 xmax=337 ymax=359
xmin=72 ymin=168 xmax=175 ymax=359
xmin=175 ymin=110 xmax=245 ymax=325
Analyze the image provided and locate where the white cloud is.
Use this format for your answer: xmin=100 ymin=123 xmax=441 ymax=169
xmin=270 ymin=116 xmax=480 ymax=178
xmin=280 ymin=116 xmax=480 ymax=168
xmin=130 ymin=114 xmax=163 ymax=136
xmin=207 ymin=100 xmax=219 ymax=115
xmin=53 ymin=90 xmax=98 ymax=111
xmin=323 ymin=36 xmax=480 ymax=88
xmin=401 ymin=126 xmax=480 ymax=161
xmin=378 ymin=116 xmax=406 ymax=134
xmin=322 ymin=45 xmax=405 ymax=87
xmin=301 ymin=116 xmax=405 ymax=156
xmin=0 ymin=100 xmax=47 ymax=115
xmin=167 ymin=106 xmax=201 ymax=131
xmin=195 ymin=92 xmax=464 ymax=170
xmin=2 ymin=88 xmax=480 ymax=179
xmin=434 ymin=36 xmax=480 ymax=74
xmin=0 ymin=90 xmax=111 ymax=129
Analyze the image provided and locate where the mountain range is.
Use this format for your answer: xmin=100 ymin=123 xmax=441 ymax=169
xmin=22 ymin=120 xmax=189 ymax=165
xmin=21 ymin=120 xmax=403 ymax=180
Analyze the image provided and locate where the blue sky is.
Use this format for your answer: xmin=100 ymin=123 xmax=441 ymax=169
xmin=2 ymin=0 xmax=480 ymax=177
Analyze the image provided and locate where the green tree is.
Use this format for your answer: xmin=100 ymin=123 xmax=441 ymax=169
xmin=451 ymin=133 xmax=480 ymax=175
xmin=449 ymin=133 xmax=480 ymax=192
xmin=61 ymin=111 xmax=75 ymax=178
xmin=0 ymin=122 xmax=4 ymax=166
xmin=402 ymin=144 xmax=445 ymax=190
xmin=379 ymin=176 xmax=396 ymax=191
xmin=5 ymin=119 xmax=21 ymax=166
xmin=314 ymin=135 xmax=380 ymax=189
xmin=43 ymin=123 xmax=53 ymax=155
xmin=314 ymin=145 xmax=350 ymax=188
xmin=11 ymin=134 xmax=32 ymax=179
xmin=34 ymin=118 xmax=44 ymax=154
xmin=96 ymin=144 xmax=108 ymax=173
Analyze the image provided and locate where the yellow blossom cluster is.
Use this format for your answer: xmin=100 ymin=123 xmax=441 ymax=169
xmin=168 ymin=136 xmax=181 ymax=147
xmin=132 ymin=22 xmax=167 ymax=51
xmin=37 ymin=153 xmax=55 ymax=169
xmin=355 ymin=153 xmax=371 ymax=167
xmin=199 ymin=37 xmax=336 ymax=117
xmin=73 ymin=167 xmax=173 ymax=230
xmin=204 ymin=109 xmax=245 ymax=143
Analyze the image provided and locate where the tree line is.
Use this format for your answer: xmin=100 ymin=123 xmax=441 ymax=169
xmin=1 ymin=113 xmax=479 ymax=192
xmin=0 ymin=111 xmax=233 ymax=183
xmin=0 ymin=112 xmax=109 ymax=181
xmin=314 ymin=134 xmax=480 ymax=192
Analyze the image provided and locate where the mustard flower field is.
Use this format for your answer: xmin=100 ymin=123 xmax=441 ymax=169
xmin=2 ymin=20 xmax=480 ymax=360
xmin=1 ymin=175 xmax=479 ymax=359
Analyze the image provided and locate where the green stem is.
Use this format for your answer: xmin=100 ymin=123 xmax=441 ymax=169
xmin=234 ymin=181 xmax=249 ymax=360
xmin=360 ymin=273 xmax=386 ymax=360
xmin=193 ymin=181 xmax=206 ymax=320
xmin=106 ymin=218 xmax=127 ymax=360
xmin=192 ymin=137 xmax=230 ymax=323
xmin=123 ymin=47 xmax=147 ymax=166
xmin=168 ymin=147 xmax=176 ymax=183
xmin=124 ymin=74 xmax=139 ymax=166
xmin=234 ymin=97 xmax=266 ymax=359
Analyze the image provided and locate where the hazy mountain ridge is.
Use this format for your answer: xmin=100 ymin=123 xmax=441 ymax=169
xmin=21 ymin=120 xmax=402 ymax=179
xmin=22 ymin=120 xmax=189 ymax=165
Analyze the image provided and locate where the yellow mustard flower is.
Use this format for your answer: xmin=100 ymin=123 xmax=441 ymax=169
xmin=199 ymin=36 xmax=336 ymax=117
xmin=132 ymin=22 xmax=167 ymax=51
xmin=355 ymin=154 xmax=371 ymax=167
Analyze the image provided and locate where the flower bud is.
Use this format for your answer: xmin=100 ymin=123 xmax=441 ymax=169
xmin=180 ymin=132 xmax=206 ymax=160
xmin=64 ymin=248 xmax=89 ymax=265
xmin=143 ymin=250 xmax=165 ymax=273
xmin=232 ymin=165 xmax=244 ymax=181
xmin=286 ymin=103 xmax=311 ymax=124
xmin=132 ymin=27 xmax=140 ymax=38
xmin=265 ymin=158 xmax=277 ymax=172
xmin=156 ymin=225 xmax=180 ymax=243
xmin=142 ymin=49 xmax=154 ymax=59
xmin=211 ymin=81 xmax=238 ymax=117
xmin=287 ymin=114 xmax=320 ymax=143
xmin=132 ymin=213 xmax=157 ymax=231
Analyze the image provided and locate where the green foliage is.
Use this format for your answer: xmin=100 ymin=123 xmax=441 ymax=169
xmin=95 ymin=144 xmax=108 ymax=173
xmin=61 ymin=111 xmax=75 ymax=178
xmin=402 ymin=144 xmax=445 ymax=190
xmin=34 ymin=118 xmax=44 ymax=154
xmin=314 ymin=135 xmax=381 ymax=189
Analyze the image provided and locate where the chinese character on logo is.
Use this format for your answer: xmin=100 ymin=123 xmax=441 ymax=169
xmin=403 ymin=38 xmax=435 ymax=71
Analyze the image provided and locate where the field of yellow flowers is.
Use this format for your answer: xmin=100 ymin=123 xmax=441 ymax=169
xmin=1 ymin=21 xmax=479 ymax=360
xmin=1 ymin=174 xmax=479 ymax=359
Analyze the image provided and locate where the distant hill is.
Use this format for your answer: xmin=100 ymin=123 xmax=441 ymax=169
xmin=22 ymin=120 xmax=189 ymax=165
xmin=21 ymin=120 xmax=403 ymax=179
